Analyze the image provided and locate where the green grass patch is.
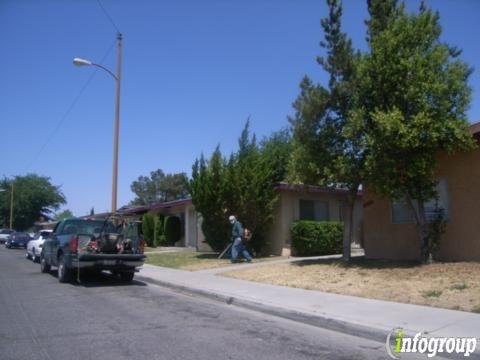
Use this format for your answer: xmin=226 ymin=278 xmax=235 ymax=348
xmin=422 ymin=290 xmax=443 ymax=298
xmin=145 ymin=251 xmax=285 ymax=271
xmin=472 ymin=305 xmax=480 ymax=314
xmin=145 ymin=252 xmax=225 ymax=269
xmin=450 ymin=282 xmax=468 ymax=291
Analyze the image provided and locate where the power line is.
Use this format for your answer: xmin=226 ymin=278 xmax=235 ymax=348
xmin=95 ymin=0 xmax=121 ymax=33
xmin=25 ymin=39 xmax=116 ymax=172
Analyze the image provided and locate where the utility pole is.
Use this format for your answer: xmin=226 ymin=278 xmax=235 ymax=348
xmin=73 ymin=33 xmax=123 ymax=214
xmin=9 ymin=181 xmax=13 ymax=229
xmin=111 ymin=32 xmax=122 ymax=213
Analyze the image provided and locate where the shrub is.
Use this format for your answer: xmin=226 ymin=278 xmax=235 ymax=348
xmin=154 ymin=214 xmax=165 ymax=246
xmin=154 ymin=235 xmax=167 ymax=247
xmin=291 ymin=221 xmax=343 ymax=256
xmin=142 ymin=213 xmax=155 ymax=247
xmin=164 ymin=216 xmax=182 ymax=245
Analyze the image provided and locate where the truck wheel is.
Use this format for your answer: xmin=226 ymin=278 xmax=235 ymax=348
xmin=57 ymin=254 xmax=71 ymax=283
xmin=40 ymin=254 xmax=51 ymax=273
xmin=120 ymin=272 xmax=134 ymax=282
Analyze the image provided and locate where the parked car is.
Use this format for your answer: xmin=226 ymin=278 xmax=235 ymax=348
xmin=6 ymin=232 xmax=32 ymax=249
xmin=40 ymin=216 xmax=145 ymax=283
xmin=26 ymin=229 xmax=53 ymax=262
xmin=0 ymin=229 xmax=14 ymax=244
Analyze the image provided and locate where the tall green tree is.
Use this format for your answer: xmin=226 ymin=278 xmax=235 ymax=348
xmin=130 ymin=169 xmax=189 ymax=205
xmin=0 ymin=174 xmax=66 ymax=230
xmin=55 ymin=209 xmax=74 ymax=221
xmin=362 ymin=1 xmax=475 ymax=262
xmin=190 ymin=122 xmax=291 ymax=253
xmin=224 ymin=122 xmax=282 ymax=252
xmin=190 ymin=147 xmax=230 ymax=252
xmin=290 ymin=0 xmax=364 ymax=261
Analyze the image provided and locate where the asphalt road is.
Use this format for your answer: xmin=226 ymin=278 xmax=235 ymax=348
xmin=0 ymin=245 xmax=391 ymax=360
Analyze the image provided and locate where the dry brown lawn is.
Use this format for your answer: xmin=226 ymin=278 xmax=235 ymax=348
xmin=222 ymin=259 xmax=480 ymax=313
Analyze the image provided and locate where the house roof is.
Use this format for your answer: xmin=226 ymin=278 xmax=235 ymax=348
xmin=469 ymin=121 xmax=480 ymax=136
xmin=149 ymin=198 xmax=192 ymax=210
xmin=274 ymin=182 xmax=363 ymax=196
xmin=118 ymin=198 xmax=193 ymax=215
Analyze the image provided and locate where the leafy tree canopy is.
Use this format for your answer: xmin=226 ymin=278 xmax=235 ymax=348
xmin=361 ymin=0 xmax=474 ymax=261
xmin=55 ymin=209 xmax=74 ymax=221
xmin=290 ymin=0 xmax=474 ymax=262
xmin=130 ymin=169 xmax=189 ymax=205
xmin=0 ymin=174 xmax=66 ymax=230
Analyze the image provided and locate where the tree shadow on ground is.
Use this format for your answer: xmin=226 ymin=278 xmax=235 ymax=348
xmin=290 ymin=256 xmax=421 ymax=270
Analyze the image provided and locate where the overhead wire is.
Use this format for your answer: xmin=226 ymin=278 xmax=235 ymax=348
xmin=95 ymin=0 xmax=121 ymax=33
xmin=25 ymin=39 xmax=117 ymax=172
xmin=25 ymin=0 xmax=121 ymax=172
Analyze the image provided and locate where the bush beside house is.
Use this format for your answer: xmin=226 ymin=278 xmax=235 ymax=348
xmin=154 ymin=214 xmax=167 ymax=247
xmin=291 ymin=221 xmax=343 ymax=256
xmin=142 ymin=213 xmax=155 ymax=247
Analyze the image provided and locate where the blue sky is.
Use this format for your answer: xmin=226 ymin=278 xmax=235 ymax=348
xmin=1 ymin=0 xmax=479 ymax=216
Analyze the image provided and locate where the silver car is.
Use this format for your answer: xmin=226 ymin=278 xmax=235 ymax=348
xmin=0 ymin=229 xmax=14 ymax=244
xmin=26 ymin=230 xmax=53 ymax=262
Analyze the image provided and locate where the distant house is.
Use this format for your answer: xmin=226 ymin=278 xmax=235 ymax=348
xmin=363 ymin=122 xmax=480 ymax=261
xmin=121 ymin=183 xmax=363 ymax=256
xmin=119 ymin=198 xmax=207 ymax=250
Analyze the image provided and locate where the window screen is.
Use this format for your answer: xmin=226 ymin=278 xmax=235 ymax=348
xmin=300 ymin=200 xmax=315 ymax=220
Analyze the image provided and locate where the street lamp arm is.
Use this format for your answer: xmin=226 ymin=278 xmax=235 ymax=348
xmin=91 ymin=63 xmax=118 ymax=81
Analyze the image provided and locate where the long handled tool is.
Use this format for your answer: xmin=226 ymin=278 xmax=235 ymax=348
xmin=218 ymin=242 xmax=232 ymax=259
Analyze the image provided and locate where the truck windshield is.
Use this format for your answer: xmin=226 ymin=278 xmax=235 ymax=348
xmin=60 ymin=220 xmax=116 ymax=236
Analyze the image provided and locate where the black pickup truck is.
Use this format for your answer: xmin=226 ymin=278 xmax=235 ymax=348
xmin=40 ymin=216 xmax=145 ymax=283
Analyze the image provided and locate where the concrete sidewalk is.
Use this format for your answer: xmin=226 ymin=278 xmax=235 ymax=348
xmin=136 ymin=264 xmax=480 ymax=353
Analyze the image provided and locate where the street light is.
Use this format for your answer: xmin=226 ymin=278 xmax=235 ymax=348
xmin=0 ymin=181 xmax=14 ymax=229
xmin=73 ymin=32 xmax=123 ymax=213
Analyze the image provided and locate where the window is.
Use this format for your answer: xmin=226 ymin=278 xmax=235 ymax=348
xmin=391 ymin=179 xmax=449 ymax=224
xmin=299 ymin=200 xmax=329 ymax=221
xmin=300 ymin=200 xmax=315 ymax=220
xmin=425 ymin=179 xmax=449 ymax=221
xmin=392 ymin=200 xmax=414 ymax=224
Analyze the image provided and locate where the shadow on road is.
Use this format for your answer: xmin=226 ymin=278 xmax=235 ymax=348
xmin=44 ymin=269 xmax=148 ymax=288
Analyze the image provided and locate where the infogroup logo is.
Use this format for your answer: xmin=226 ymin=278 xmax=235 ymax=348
xmin=385 ymin=328 xmax=478 ymax=358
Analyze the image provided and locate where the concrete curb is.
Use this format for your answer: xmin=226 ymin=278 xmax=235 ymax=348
xmin=137 ymin=273 xmax=480 ymax=359
xmin=136 ymin=273 xmax=388 ymax=343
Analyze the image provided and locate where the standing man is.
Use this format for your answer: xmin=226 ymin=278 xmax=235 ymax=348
xmin=229 ymin=215 xmax=252 ymax=263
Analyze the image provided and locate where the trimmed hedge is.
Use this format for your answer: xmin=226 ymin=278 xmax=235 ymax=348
xmin=291 ymin=220 xmax=343 ymax=256
xmin=142 ymin=213 xmax=155 ymax=247
xmin=164 ymin=216 xmax=182 ymax=245
xmin=154 ymin=214 xmax=167 ymax=247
